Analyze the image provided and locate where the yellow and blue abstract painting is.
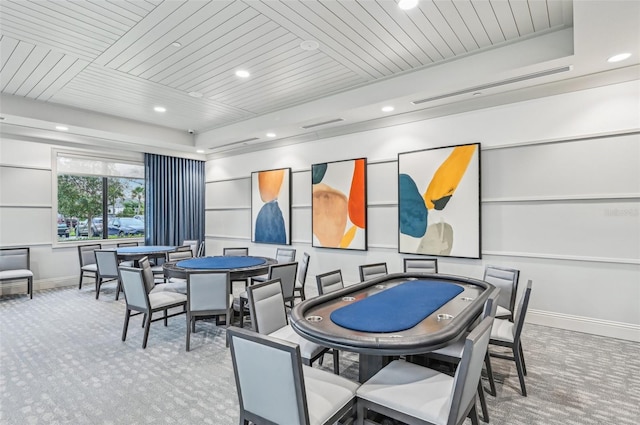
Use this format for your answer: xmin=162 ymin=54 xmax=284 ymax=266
xmin=398 ymin=143 xmax=480 ymax=258
xmin=251 ymin=168 xmax=291 ymax=245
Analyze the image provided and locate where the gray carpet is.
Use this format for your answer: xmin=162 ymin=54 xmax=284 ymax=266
xmin=1 ymin=284 xmax=639 ymax=425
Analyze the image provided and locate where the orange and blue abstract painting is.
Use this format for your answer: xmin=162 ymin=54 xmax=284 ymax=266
xmin=398 ymin=143 xmax=480 ymax=258
xmin=312 ymin=158 xmax=367 ymax=250
xmin=251 ymin=168 xmax=291 ymax=245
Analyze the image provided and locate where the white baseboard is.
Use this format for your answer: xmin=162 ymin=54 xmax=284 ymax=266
xmin=527 ymin=309 xmax=640 ymax=342
xmin=0 ymin=275 xmax=77 ymax=296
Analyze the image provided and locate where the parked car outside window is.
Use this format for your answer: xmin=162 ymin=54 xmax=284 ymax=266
xmin=77 ymin=218 xmax=103 ymax=237
xmin=57 ymin=222 xmax=69 ymax=238
xmin=108 ymin=217 xmax=144 ymax=237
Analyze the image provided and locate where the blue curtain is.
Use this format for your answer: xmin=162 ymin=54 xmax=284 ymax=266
xmin=145 ymin=154 xmax=205 ymax=247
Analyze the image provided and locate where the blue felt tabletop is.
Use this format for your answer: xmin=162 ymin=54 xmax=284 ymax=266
xmin=177 ymin=256 xmax=266 ymax=270
xmin=330 ymin=280 xmax=464 ymax=333
xmin=116 ymin=246 xmax=175 ymax=254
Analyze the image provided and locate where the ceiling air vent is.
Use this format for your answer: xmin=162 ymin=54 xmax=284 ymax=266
xmin=411 ymin=66 xmax=573 ymax=105
xmin=301 ymin=118 xmax=344 ymax=129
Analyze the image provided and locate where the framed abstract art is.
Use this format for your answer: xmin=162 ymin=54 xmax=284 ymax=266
xmin=251 ymin=168 xmax=291 ymax=245
xmin=312 ymin=158 xmax=367 ymax=250
xmin=398 ymin=143 xmax=481 ymax=259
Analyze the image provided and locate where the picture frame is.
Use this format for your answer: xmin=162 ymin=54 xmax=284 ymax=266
xmin=398 ymin=143 xmax=481 ymax=259
xmin=311 ymin=158 xmax=367 ymax=251
xmin=251 ymin=167 xmax=292 ymax=245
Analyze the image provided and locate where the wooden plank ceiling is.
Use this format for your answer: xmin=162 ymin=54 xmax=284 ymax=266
xmin=0 ymin=0 xmax=572 ymax=132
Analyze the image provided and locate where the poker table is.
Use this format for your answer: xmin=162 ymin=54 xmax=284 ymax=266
xmin=290 ymin=273 xmax=491 ymax=382
xmin=116 ymin=245 xmax=177 ymax=263
xmin=162 ymin=255 xmax=277 ymax=280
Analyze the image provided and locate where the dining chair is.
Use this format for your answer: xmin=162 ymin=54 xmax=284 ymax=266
xmin=489 ymin=280 xmax=533 ymax=396
xmin=116 ymin=241 xmax=138 ymax=266
xmin=223 ymin=247 xmax=249 ymax=256
xmin=0 ymin=247 xmax=34 ymax=299
xmin=157 ymin=250 xmax=194 ymax=294
xmin=356 ymin=316 xmax=493 ymax=425
xmin=196 ymin=241 xmax=205 ymax=257
xmin=186 ymin=271 xmax=233 ymax=351
xmin=228 ymin=326 xmax=358 ymax=425
xmin=403 ymin=257 xmax=438 ymax=274
xmin=182 ymin=240 xmax=199 ymax=257
xmin=118 ymin=266 xmax=187 ymax=349
xmin=293 ymin=252 xmax=310 ymax=301
xmin=358 ymin=262 xmax=388 ymax=282
xmin=94 ymin=249 xmax=121 ymax=300
xmin=251 ymin=247 xmax=296 ymax=284
xmin=247 ymin=278 xmax=340 ymax=375
xmin=483 ymin=265 xmax=520 ymax=321
xmin=316 ymin=269 xmax=344 ymax=295
xmin=77 ymin=243 xmax=102 ymax=290
xmin=417 ymin=287 xmax=501 ymax=422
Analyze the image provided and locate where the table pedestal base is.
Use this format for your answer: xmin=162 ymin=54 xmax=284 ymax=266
xmin=358 ymin=354 xmax=395 ymax=383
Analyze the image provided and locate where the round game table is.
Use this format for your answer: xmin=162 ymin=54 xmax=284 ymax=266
xmin=162 ymin=255 xmax=277 ymax=281
xmin=116 ymin=245 xmax=177 ymax=263
xmin=290 ymin=273 xmax=491 ymax=382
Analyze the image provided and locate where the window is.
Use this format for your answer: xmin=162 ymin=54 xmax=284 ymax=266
xmin=55 ymin=152 xmax=145 ymax=242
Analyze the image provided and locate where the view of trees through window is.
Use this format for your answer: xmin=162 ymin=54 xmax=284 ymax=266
xmin=57 ymin=175 xmax=145 ymax=241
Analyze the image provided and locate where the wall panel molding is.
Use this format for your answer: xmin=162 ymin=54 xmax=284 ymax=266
xmin=0 ymin=163 xmax=52 ymax=171
xmin=482 ymin=250 xmax=639 ymax=265
xmin=528 ymin=309 xmax=640 ymax=342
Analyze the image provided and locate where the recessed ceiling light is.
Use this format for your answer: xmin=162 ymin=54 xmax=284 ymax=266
xmin=188 ymin=91 xmax=203 ymax=98
xmin=266 ymin=132 xmax=276 ymax=138
xmin=235 ymin=70 xmax=250 ymax=78
xmin=196 ymin=149 xmax=205 ymax=154
xmin=300 ymin=40 xmax=319 ymax=51
xmin=398 ymin=0 xmax=419 ymax=10
xmin=171 ymin=42 xmax=182 ymax=48
xmin=381 ymin=106 xmax=394 ymax=112
xmin=154 ymin=106 xmax=166 ymax=113
xmin=56 ymin=125 xmax=68 ymax=131
xmin=607 ymin=52 xmax=631 ymax=63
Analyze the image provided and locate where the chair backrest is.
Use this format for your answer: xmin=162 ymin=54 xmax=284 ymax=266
xmin=187 ymin=271 xmax=231 ymax=312
xmin=138 ymin=256 xmax=156 ymax=293
xmin=316 ymin=270 xmax=344 ymax=295
xmin=483 ymin=266 xmax=520 ymax=314
xmin=118 ymin=266 xmax=150 ymax=311
xmin=167 ymin=250 xmax=193 ymax=261
xmin=183 ymin=240 xmax=199 ymax=257
xmin=482 ymin=287 xmax=501 ymax=320
xmin=228 ymin=326 xmax=309 ymax=425
xmin=224 ymin=247 xmax=249 ymax=256
xmin=297 ymin=252 xmax=310 ymax=287
xmin=359 ymin=262 xmax=388 ymax=282
xmin=0 ymin=247 xmax=30 ymax=271
xmin=196 ymin=241 xmax=205 ymax=257
xmin=449 ymin=316 xmax=493 ymax=425
xmin=276 ymin=247 xmax=296 ymax=263
xmin=269 ymin=262 xmax=298 ymax=303
xmin=176 ymin=245 xmax=192 ymax=252
xmin=117 ymin=241 xmax=138 ymax=247
xmin=512 ymin=280 xmax=533 ymax=342
xmin=247 ymin=279 xmax=288 ymax=335
xmin=78 ymin=244 xmax=101 ymax=267
xmin=95 ymin=250 xmax=119 ymax=278
xmin=403 ymin=258 xmax=438 ymax=274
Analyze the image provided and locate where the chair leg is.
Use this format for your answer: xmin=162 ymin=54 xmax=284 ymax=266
xmin=333 ymin=349 xmax=340 ymax=375
xmin=356 ymin=401 xmax=366 ymax=425
xmin=95 ymin=278 xmax=101 ymax=299
xmin=115 ymin=279 xmax=122 ymax=301
xmin=513 ymin=344 xmax=527 ymax=396
xmin=484 ymin=351 xmax=496 ymax=396
xmin=186 ymin=314 xmax=191 ymax=352
xmin=239 ymin=297 xmax=247 ymax=328
xmin=122 ymin=309 xmax=131 ymax=341
xmin=142 ymin=314 xmax=146 ymax=327
xmin=478 ymin=380 xmax=489 ymax=423
xmin=164 ymin=309 xmax=168 ymax=326
xmin=519 ymin=344 xmax=527 ymax=376
xmin=469 ymin=403 xmax=480 ymax=425
xmin=225 ymin=310 xmax=232 ymax=347
xmin=78 ymin=273 xmax=83 ymax=290
xmin=142 ymin=313 xmax=151 ymax=349
xmin=28 ymin=277 xmax=33 ymax=299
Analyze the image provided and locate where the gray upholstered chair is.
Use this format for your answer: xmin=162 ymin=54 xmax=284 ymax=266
xmin=77 ymin=243 xmax=101 ymax=290
xmin=182 ymin=240 xmax=199 ymax=257
xmin=489 ymin=280 xmax=533 ymax=396
xmin=356 ymin=317 xmax=494 ymax=425
xmin=483 ymin=265 xmax=520 ymax=321
xmin=0 ymin=247 xmax=34 ymax=299
xmin=247 ymin=278 xmax=340 ymax=374
xmin=196 ymin=241 xmax=205 ymax=257
xmin=418 ymin=287 xmax=501 ymax=422
xmin=250 ymin=247 xmax=297 ymax=284
xmin=94 ymin=249 xmax=121 ymax=300
xmin=156 ymin=250 xmax=194 ymax=294
xmin=293 ymin=252 xmax=310 ymax=301
xmin=358 ymin=262 xmax=388 ymax=282
xmin=404 ymin=257 xmax=438 ymax=274
xmin=316 ymin=269 xmax=344 ymax=295
xmin=223 ymin=247 xmax=249 ymax=256
xmin=186 ymin=271 xmax=233 ymax=351
xmin=228 ymin=326 xmax=358 ymax=425
xmin=116 ymin=241 xmax=138 ymax=266
xmin=118 ymin=266 xmax=187 ymax=349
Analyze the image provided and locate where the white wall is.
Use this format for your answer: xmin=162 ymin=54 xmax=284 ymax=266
xmin=0 ymin=139 xmax=143 ymax=294
xmin=205 ymin=80 xmax=640 ymax=341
